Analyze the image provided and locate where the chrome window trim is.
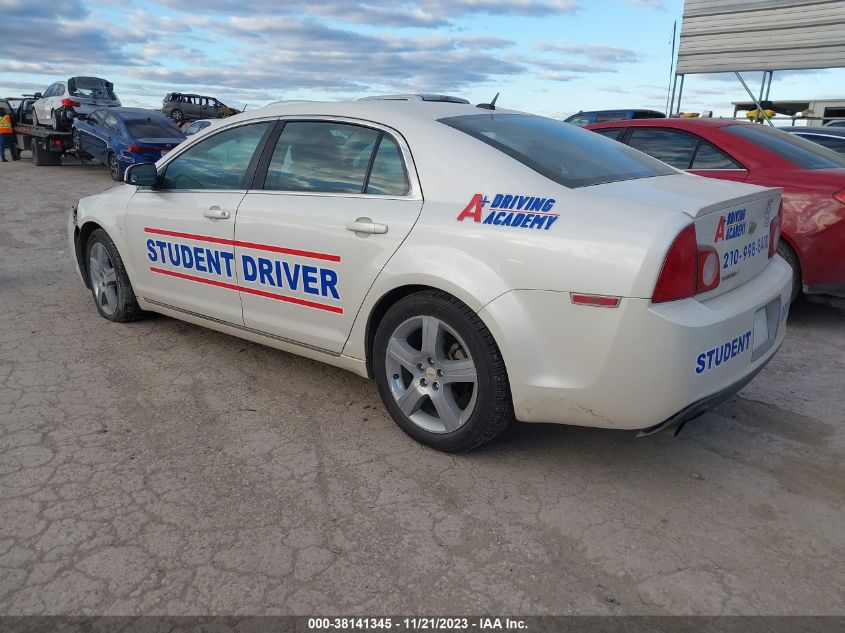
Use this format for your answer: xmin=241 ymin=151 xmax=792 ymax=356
xmin=154 ymin=114 xmax=423 ymax=200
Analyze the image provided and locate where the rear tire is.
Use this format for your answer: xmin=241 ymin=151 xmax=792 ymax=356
xmin=108 ymin=153 xmax=122 ymax=181
xmin=373 ymin=290 xmax=514 ymax=452
xmin=777 ymin=240 xmax=802 ymax=302
xmin=171 ymin=109 xmax=183 ymax=121
xmin=85 ymin=229 xmax=144 ymax=322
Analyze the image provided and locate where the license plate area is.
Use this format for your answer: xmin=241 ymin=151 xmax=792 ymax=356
xmin=751 ymin=297 xmax=781 ymax=361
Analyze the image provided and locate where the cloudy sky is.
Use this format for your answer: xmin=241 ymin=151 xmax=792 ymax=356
xmin=2 ymin=0 xmax=844 ymax=118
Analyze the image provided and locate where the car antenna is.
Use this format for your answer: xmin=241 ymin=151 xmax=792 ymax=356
xmin=476 ymin=93 xmax=499 ymax=110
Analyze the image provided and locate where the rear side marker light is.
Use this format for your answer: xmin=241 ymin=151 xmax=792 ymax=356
xmin=571 ymin=294 xmax=620 ymax=308
xmin=834 ymin=189 xmax=845 ymax=205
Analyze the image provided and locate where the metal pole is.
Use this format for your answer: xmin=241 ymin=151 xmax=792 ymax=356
xmin=668 ymin=74 xmax=679 ymax=117
xmin=735 ymin=71 xmax=774 ymax=126
xmin=756 ymin=72 xmax=767 ymax=123
xmin=676 ymin=74 xmax=685 ymax=116
xmin=665 ymin=20 xmax=677 ymax=117
xmin=765 ymin=70 xmax=773 ymax=101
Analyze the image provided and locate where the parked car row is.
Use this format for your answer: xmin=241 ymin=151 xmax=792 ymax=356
xmin=584 ymin=118 xmax=845 ymax=300
xmin=22 ymin=77 xmax=240 ymax=133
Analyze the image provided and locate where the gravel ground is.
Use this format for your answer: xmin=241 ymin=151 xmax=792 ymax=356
xmin=0 ymin=156 xmax=843 ymax=616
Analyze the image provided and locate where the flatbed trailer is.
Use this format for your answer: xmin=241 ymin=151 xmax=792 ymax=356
xmin=11 ymin=122 xmax=74 ymax=166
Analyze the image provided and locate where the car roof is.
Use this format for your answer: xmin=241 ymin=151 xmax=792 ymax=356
xmin=234 ymin=99 xmax=522 ymax=130
xmin=587 ymin=117 xmax=747 ymax=130
xmin=784 ymin=127 xmax=845 ymax=138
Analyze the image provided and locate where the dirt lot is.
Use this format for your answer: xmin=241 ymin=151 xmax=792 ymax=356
xmin=1 ymin=156 xmax=843 ymax=616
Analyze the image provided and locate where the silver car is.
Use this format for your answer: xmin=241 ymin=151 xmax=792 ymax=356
xmin=161 ymin=93 xmax=239 ymax=121
xmin=32 ymin=77 xmax=121 ymax=130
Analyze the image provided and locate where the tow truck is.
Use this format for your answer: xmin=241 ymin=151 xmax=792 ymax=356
xmin=4 ymin=96 xmax=75 ymax=166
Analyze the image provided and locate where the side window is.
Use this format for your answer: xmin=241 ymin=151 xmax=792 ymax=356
xmin=691 ymin=141 xmax=743 ymax=169
xmin=103 ymin=113 xmax=119 ymax=132
xmin=366 ymin=136 xmax=409 ymax=195
xmin=264 ymin=121 xmax=379 ymax=194
xmin=627 ymin=128 xmax=698 ymax=169
xmin=594 ymin=111 xmax=626 ymax=123
xmin=90 ymin=110 xmax=105 ymax=126
xmin=160 ymin=122 xmax=271 ymax=190
xmin=594 ymin=128 xmax=625 ymax=141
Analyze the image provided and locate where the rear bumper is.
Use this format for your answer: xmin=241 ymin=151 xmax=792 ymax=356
xmin=637 ymin=340 xmax=780 ymax=436
xmin=479 ymin=257 xmax=792 ymax=430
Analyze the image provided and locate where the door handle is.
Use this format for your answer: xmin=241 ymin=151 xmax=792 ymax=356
xmin=346 ymin=217 xmax=388 ymax=235
xmin=204 ymin=206 xmax=230 ymax=220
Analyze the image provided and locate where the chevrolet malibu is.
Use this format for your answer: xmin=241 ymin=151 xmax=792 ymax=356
xmin=69 ymin=99 xmax=792 ymax=452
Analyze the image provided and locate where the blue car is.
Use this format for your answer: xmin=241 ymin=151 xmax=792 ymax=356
xmin=72 ymin=107 xmax=186 ymax=181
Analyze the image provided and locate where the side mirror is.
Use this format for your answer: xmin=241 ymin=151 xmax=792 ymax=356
xmin=34 ymin=92 xmax=42 ymax=99
xmin=124 ymin=162 xmax=159 ymax=187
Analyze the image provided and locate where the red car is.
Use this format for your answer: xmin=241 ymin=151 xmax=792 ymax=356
xmin=585 ymin=118 xmax=845 ymax=300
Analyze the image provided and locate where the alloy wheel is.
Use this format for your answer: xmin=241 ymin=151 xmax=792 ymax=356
xmin=88 ymin=242 xmax=118 ymax=316
xmin=384 ymin=315 xmax=478 ymax=434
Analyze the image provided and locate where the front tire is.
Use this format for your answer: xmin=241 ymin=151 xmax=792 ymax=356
xmin=777 ymin=240 xmax=802 ymax=302
xmin=373 ymin=290 xmax=514 ymax=452
xmin=171 ymin=109 xmax=183 ymax=121
xmin=85 ymin=229 xmax=144 ymax=322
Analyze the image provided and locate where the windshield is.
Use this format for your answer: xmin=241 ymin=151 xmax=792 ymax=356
xmin=126 ymin=120 xmax=185 ymax=139
xmin=725 ymin=124 xmax=845 ymax=170
xmin=440 ymin=113 xmax=675 ymax=188
xmin=68 ymin=77 xmax=117 ymax=101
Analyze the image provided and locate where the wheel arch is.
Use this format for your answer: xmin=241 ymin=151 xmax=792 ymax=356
xmin=75 ymin=220 xmax=134 ymax=290
xmin=361 ymin=283 xmax=504 ymax=379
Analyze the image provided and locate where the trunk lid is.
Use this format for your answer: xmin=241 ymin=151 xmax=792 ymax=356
xmin=131 ymin=138 xmax=184 ymax=157
xmin=584 ymin=173 xmax=782 ymax=299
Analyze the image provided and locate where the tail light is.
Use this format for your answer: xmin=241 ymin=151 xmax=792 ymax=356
xmin=127 ymin=145 xmax=141 ymax=152
xmin=61 ymin=98 xmax=81 ymax=108
xmin=697 ymin=246 xmax=720 ymax=292
xmin=652 ymin=224 xmax=721 ymax=303
xmin=768 ymin=202 xmax=783 ymax=258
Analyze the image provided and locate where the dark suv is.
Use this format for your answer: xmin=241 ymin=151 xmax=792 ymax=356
xmin=161 ymin=93 xmax=239 ymax=121
xmin=565 ymin=109 xmax=665 ymax=127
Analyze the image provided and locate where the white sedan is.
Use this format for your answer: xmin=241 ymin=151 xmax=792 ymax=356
xmin=69 ymin=98 xmax=792 ymax=452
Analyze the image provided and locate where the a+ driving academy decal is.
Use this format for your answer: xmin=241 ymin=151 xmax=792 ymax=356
xmin=456 ymin=193 xmax=559 ymax=231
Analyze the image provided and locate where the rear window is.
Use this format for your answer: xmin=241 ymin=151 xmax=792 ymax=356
xmin=126 ymin=120 xmax=185 ymax=139
xmin=441 ymin=113 xmax=675 ymax=188
xmin=68 ymin=77 xmax=117 ymax=101
xmin=724 ymin=124 xmax=845 ymax=169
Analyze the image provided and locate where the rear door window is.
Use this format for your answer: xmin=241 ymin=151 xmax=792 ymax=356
xmin=365 ymin=136 xmax=410 ymax=195
xmin=441 ymin=113 xmax=675 ymax=188
xmin=627 ymin=128 xmax=698 ymax=169
xmin=691 ymin=141 xmax=743 ymax=169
